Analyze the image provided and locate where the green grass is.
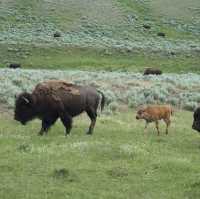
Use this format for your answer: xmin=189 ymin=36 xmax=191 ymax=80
xmin=0 ymin=110 xmax=200 ymax=198
xmin=0 ymin=0 xmax=199 ymax=73
xmin=149 ymin=0 xmax=200 ymax=22
xmin=117 ymin=0 xmax=199 ymax=40
xmin=1 ymin=44 xmax=200 ymax=73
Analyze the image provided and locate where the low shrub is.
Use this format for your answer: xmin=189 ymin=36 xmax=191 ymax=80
xmin=0 ymin=69 xmax=200 ymax=112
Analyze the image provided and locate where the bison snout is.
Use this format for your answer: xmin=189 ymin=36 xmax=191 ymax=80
xmin=136 ymin=115 xmax=139 ymax=120
xmin=192 ymin=122 xmax=200 ymax=132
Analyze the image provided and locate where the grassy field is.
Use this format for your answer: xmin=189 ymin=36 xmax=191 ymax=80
xmin=0 ymin=110 xmax=200 ymax=199
xmin=1 ymin=44 xmax=200 ymax=73
xmin=0 ymin=1 xmax=200 ymax=198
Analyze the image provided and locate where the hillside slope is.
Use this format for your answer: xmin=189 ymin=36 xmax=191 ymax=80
xmin=0 ymin=0 xmax=199 ymax=71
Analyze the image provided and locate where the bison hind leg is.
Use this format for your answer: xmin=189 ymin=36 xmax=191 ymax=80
xmin=86 ymin=108 xmax=97 ymax=135
xmin=60 ymin=113 xmax=72 ymax=136
xmin=164 ymin=118 xmax=171 ymax=135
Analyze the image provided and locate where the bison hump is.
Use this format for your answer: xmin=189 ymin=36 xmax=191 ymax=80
xmin=33 ymin=80 xmax=80 ymax=97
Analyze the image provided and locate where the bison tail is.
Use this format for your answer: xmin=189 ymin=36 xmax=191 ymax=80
xmin=97 ymin=90 xmax=105 ymax=112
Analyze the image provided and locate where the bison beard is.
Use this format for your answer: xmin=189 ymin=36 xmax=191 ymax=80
xmin=192 ymin=107 xmax=200 ymax=132
xmin=14 ymin=80 xmax=105 ymax=136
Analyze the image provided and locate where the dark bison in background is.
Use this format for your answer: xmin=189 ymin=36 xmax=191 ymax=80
xmin=157 ymin=32 xmax=166 ymax=37
xmin=14 ymin=80 xmax=105 ymax=136
xmin=192 ymin=107 xmax=200 ymax=132
xmin=143 ymin=68 xmax=162 ymax=75
xmin=53 ymin=32 xmax=61 ymax=38
xmin=9 ymin=63 xmax=21 ymax=69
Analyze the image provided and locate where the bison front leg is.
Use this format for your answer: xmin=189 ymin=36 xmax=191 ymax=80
xmin=60 ymin=113 xmax=72 ymax=136
xmin=38 ymin=121 xmax=51 ymax=136
xmin=86 ymin=108 xmax=97 ymax=135
xmin=39 ymin=117 xmax=58 ymax=136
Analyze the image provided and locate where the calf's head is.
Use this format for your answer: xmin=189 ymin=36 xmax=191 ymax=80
xmin=136 ymin=109 xmax=148 ymax=120
xmin=14 ymin=92 xmax=36 ymax=125
xmin=192 ymin=107 xmax=200 ymax=132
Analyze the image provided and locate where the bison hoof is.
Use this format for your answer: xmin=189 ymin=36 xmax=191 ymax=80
xmin=65 ymin=132 xmax=70 ymax=137
xmin=38 ymin=131 xmax=44 ymax=136
xmin=86 ymin=131 xmax=93 ymax=135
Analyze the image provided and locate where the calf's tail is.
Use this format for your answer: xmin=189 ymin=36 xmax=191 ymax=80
xmin=97 ymin=90 xmax=105 ymax=112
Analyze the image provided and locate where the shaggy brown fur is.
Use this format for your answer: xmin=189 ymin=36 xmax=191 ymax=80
xmin=14 ymin=80 xmax=105 ymax=136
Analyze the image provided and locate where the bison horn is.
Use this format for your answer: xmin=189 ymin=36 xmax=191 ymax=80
xmin=22 ymin=97 xmax=30 ymax=104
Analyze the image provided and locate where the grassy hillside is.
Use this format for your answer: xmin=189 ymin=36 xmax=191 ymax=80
xmin=0 ymin=0 xmax=199 ymax=71
xmin=0 ymin=110 xmax=200 ymax=199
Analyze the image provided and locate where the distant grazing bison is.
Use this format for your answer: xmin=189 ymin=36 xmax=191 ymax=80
xmin=136 ymin=105 xmax=173 ymax=135
xmin=53 ymin=32 xmax=61 ymax=38
xmin=14 ymin=80 xmax=105 ymax=136
xmin=9 ymin=63 xmax=21 ymax=69
xmin=192 ymin=107 xmax=200 ymax=132
xmin=143 ymin=68 xmax=162 ymax=75
xmin=157 ymin=32 xmax=166 ymax=37
xmin=143 ymin=24 xmax=151 ymax=29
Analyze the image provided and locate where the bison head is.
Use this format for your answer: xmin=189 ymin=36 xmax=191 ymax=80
xmin=136 ymin=109 xmax=148 ymax=120
xmin=14 ymin=92 xmax=36 ymax=125
xmin=192 ymin=107 xmax=200 ymax=132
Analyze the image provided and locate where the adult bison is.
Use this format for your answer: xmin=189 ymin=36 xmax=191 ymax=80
xmin=14 ymin=80 xmax=105 ymax=136
xmin=9 ymin=63 xmax=21 ymax=69
xmin=143 ymin=68 xmax=162 ymax=75
xmin=192 ymin=107 xmax=200 ymax=132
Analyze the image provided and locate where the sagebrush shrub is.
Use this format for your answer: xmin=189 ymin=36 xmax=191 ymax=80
xmin=0 ymin=69 xmax=199 ymax=112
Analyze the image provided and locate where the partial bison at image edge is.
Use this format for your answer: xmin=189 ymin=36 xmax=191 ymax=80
xmin=192 ymin=107 xmax=200 ymax=132
xmin=14 ymin=80 xmax=105 ymax=136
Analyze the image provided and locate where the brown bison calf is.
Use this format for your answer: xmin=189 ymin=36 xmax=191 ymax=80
xmin=136 ymin=105 xmax=173 ymax=135
xmin=14 ymin=80 xmax=105 ymax=136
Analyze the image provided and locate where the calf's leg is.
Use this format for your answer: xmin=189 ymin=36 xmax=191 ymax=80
xmin=164 ymin=118 xmax=171 ymax=135
xmin=155 ymin=121 xmax=160 ymax=136
xmin=144 ymin=121 xmax=148 ymax=132
xmin=86 ymin=108 xmax=97 ymax=135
